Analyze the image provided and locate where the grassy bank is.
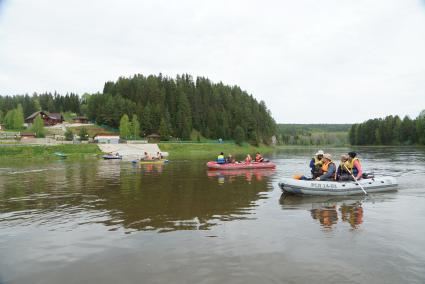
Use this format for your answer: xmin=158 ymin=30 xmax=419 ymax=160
xmin=159 ymin=143 xmax=274 ymax=159
xmin=0 ymin=144 xmax=102 ymax=160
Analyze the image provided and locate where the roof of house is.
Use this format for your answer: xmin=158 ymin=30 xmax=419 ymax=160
xmin=25 ymin=111 xmax=63 ymax=121
xmin=25 ymin=111 xmax=45 ymax=120
xmin=48 ymin=113 xmax=63 ymax=120
xmin=147 ymin=133 xmax=161 ymax=138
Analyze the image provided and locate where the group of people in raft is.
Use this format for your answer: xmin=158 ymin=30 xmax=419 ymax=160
xmin=296 ymin=150 xmax=363 ymax=181
xmin=140 ymin=151 xmax=163 ymax=161
xmin=216 ymin=152 xmax=265 ymax=164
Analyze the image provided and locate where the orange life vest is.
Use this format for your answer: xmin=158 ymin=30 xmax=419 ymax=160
xmin=321 ymin=160 xmax=336 ymax=180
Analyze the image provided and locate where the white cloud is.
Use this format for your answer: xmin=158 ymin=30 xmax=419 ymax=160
xmin=0 ymin=0 xmax=424 ymax=123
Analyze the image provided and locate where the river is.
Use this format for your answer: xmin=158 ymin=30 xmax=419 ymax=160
xmin=1 ymin=147 xmax=425 ymax=284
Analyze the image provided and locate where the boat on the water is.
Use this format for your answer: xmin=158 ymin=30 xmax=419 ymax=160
xmin=54 ymin=152 xmax=67 ymax=158
xmin=132 ymin=159 xmax=169 ymax=164
xmin=207 ymin=161 xmax=276 ymax=170
xmin=102 ymin=154 xmax=122 ymax=160
xmin=279 ymin=176 xmax=398 ymax=196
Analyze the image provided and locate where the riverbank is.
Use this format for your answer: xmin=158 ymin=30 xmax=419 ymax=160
xmin=0 ymin=144 xmax=102 ymax=160
xmin=158 ymin=143 xmax=274 ymax=159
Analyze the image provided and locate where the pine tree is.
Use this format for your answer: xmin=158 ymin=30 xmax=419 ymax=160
xmin=131 ymin=114 xmax=140 ymax=139
xmin=30 ymin=115 xmax=45 ymax=138
xmin=234 ymin=125 xmax=245 ymax=145
xmin=79 ymin=127 xmax=89 ymax=141
xmin=119 ymin=114 xmax=130 ymax=139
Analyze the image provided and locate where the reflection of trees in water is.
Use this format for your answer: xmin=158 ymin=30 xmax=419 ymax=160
xmin=0 ymin=161 xmax=272 ymax=233
xmin=280 ymin=194 xmax=364 ymax=230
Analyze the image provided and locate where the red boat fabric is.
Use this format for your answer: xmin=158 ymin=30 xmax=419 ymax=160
xmin=206 ymin=161 xmax=276 ymax=170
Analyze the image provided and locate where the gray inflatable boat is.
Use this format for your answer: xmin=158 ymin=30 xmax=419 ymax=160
xmin=279 ymin=176 xmax=398 ymax=196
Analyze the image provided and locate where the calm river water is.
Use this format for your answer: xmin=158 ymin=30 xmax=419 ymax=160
xmin=1 ymin=147 xmax=425 ymax=284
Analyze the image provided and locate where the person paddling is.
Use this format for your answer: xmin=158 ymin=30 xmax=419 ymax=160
xmin=346 ymin=152 xmax=363 ymax=180
xmin=310 ymin=150 xmax=324 ymax=179
xmin=315 ymin=153 xmax=336 ymax=181
xmin=336 ymin=154 xmax=351 ymax=181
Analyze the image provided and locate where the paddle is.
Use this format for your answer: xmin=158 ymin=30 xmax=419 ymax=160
xmin=344 ymin=164 xmax=368 ymax=195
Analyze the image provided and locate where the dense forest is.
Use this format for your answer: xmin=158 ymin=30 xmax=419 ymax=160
xmin=277 ymin=124 xmax=350 ymax=146
xmin=349 ymin=111 xmax=425 ymax=145
xmin=0 ymin=74 xmax=276 ymax=144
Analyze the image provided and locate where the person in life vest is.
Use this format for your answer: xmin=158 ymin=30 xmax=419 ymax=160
xmin=315 ymin=153 xmax=336 ymax=181
xmin=336 ymin=154 xmax=351 ymax=181
xmin=255 ymin=152 xmax=264 ymax=162
xmin=310 ymin=150 xmax=324 ymax=178
xmin=217 ymin=152 xmax=226 ymax=164
xmin=245 ymin=154 xmax=252 ymax=163
xmin=346 ymin=151 xmax=363 ymax=180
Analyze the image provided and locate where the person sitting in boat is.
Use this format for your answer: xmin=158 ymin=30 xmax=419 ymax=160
xmin=255 ymin=152 xmax=264 ymax=162
xmin=155 ymin=152 xmax=163 ymax=160
xmin=226 ymin=154 xmax=236 ymax=164
xmin=245 ymin=154 xmax=252 ymax=163
xmin=142 ymin=152 xmax=152 ymax=161
xmin=336 ymin=154 xmax=351 ymax=181
xmin=315 ymin=153 xmax=336 ymax=181
xmin=346 ymin=151 xmax=363 ymax=180
xmin=310 ymin=150 xmax=324 ymax=179
xmin=217 ymin=152 xmax=226 ymax=164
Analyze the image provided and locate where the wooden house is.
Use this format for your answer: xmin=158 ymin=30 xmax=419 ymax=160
xmin=25 ymin=111 xmax=64 ymax=126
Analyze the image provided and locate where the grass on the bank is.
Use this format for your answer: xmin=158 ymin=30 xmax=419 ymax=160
xmin=159 ymin=142 xmax=274 ymax=159
xmin=0 ymin=144 xmax=102 ymax=159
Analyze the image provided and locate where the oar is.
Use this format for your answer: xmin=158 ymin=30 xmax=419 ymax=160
xmin=344 ymin=164 xmax=368 ymax=195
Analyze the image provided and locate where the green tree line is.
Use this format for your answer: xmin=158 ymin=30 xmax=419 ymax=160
xmin=277 ymin=124 xmax=350 ymax=146
xmin=349 ymin=111 xmax=425 ymax=145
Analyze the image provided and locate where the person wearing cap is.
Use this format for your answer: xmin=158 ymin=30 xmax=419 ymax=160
xmin=310 ymin=150 xmax=324 ymax=178
xmin=315 ymin=153 xmax=336 ymax=181
xmin=346 ymin=152 xmax=363 ymax=180
xmin=336 ymin=154 xmax=351 ymax=181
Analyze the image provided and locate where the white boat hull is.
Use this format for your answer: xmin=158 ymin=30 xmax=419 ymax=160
xmin=279 ymin=177 xmax=398 ymax=196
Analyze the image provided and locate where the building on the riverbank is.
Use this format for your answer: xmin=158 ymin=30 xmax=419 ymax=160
xmin=72 ymin=116 xmax=89 ymax=124
xmin=147 ymin=133 xmax=161 ymax=143
xmin=25 ymin=111 xmax=64 ymax=126
xmin=94 ymin=134 xmax=120 ymax=144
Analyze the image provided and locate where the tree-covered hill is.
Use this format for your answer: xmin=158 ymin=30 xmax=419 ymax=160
xmin=0 ymin=74 xmax=277 ymax=144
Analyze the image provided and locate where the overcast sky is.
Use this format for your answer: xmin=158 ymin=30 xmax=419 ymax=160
xmin=0 ymin=0 xmax=424 ymax=123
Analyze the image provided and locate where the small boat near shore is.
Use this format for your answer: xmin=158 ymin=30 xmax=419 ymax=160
xmin=54 ymin=152 xmax=67 ymax=158
xmin=279 ymin=176 xmax=398 ymax=196
xmin=102 ymin=154 xmax=122 ymax=160
xmin=207 ymin=161 xmax=276 ymax=170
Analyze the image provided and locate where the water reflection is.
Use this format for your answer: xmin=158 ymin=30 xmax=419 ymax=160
xmin=207 ymin=169 xmax=275 ymax=184
xmin=280 ymin=194 xmax=365 ymax=230
xmin=0 ymin=160 xmax=272 ymax=233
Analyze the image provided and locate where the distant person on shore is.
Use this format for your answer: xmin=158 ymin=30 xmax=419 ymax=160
xmin=217 ymin=152 xmax=225 ymax=164
xmin=346 ymin=152 xmax=363 ymax=180
xmin=245 ymin=154 xmax=252 ymax=163
xmin=336 ymin=154 xmax=351 ymax=181
xmin=255 ymin=152 xmax=264 ymax=162
xmin=310 ymin=150 xmax=324 ymax=178
xmin=315 ymin=153 xmax=336 ymax=181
